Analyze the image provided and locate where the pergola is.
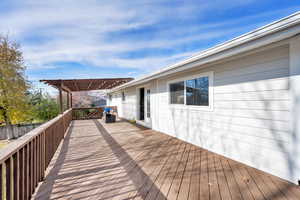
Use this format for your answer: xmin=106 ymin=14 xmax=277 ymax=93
xmin=40 ymin=78 xmax=133 ymax=112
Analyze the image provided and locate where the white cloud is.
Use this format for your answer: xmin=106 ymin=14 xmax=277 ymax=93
xmin=0 ymin=0 xmax=298 ymax=78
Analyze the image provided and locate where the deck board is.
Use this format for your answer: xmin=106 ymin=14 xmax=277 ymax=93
xmin=32 ymin=119 xmax=300 ymax=200
xmin=228 ymin=159 xmax=255 ymax=200
xmin=156 ymin=143 xmax=187 ymax=200
xmin=187 ymin=147 xmax=200 ymax=200
xmin=144 ymin=139 xmax=181 ymax=200
xmin=220 ymin=158 xmax=243 ymax=200
xmin=208 ymin=152 xmax=221 ymax=200
xmin=199 ymin=151 xmax=210 ymax=200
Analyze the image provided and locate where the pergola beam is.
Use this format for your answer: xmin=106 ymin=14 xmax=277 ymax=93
xmin=74 ymin=80 xmax=80 ymax=91
xmin=40 ymin=78 xmax=133 ymax=92
xmin=87 ymin=81 xmax=94 ymax=90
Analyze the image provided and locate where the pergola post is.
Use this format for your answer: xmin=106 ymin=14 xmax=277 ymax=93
xmin=70 ymin=93 xmax=73 ymax=108
xmin=59 ymin=89 xmax=63 ymax=114
xmin=67 ymin=91 xmax=70 ymax=109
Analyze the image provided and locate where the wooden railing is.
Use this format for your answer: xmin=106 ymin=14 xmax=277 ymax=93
xmin=0 ymin=109 xmax=72 ymax=200
xmin=72 ymin=106 xmax=117 ymax=120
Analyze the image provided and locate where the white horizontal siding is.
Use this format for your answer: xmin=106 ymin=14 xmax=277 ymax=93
xmin=110 ymin=87 xmax=137 ymax=120
xmin=121 ymin=87 xmax=137 ymax=120
xmin=214 ymin=77 xmax=289 ymax=94
xmin=109 ymin=92 xmax=123 ymax=116
xmin=153 ymin=44 xmax=293 ymax=182
xmin=214 ymin=90 xmax=289 ymax=101
xmin=214 ymin=100 xmax=289 ymax=111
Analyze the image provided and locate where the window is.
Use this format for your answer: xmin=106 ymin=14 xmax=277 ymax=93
xmin=146 ymin=89 xmax=151 ymax=118
xmin=186 ymin=77 xmax=209 ymax=106
xmin=169 ymin=81 xmax=184 ymax=104
xmin=122 ymin=92 xmax=125 ymax=101
xmin=168 ymin=72 xmax=212 ymax=108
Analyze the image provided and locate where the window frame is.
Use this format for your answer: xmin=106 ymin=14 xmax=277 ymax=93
xmin=167 ymin=71 xmax=214 ymax=111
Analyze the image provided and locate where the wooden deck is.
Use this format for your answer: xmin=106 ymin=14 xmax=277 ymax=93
xmin=32 ymin=119 xmax=300 ymax=200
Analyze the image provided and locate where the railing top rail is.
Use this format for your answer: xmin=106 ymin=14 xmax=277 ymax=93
xmin=72 ymin=107 xmax=105 ymax=110
xmin=0 ymin=109 xmax=72 ymax=163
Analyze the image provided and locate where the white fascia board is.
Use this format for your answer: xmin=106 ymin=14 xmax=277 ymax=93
xmin=111 ymin=11 xmax=300 ymax=93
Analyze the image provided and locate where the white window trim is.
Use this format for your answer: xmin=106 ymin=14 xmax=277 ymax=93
xmin=167 ymin=71 xmax=214 ymax=111
xmin=135 ymin=84 xmax=151 ymax=122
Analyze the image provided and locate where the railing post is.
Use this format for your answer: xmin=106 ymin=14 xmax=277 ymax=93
xmin=66 ymin=92 xmax=69 ymax=109
xmin=70 ymin=93 xmax=73 ymax=108
xmin=59 ymin=89 xmax=63 ymax=114
xmin=62 ymin=113 xmax=66 ymax=138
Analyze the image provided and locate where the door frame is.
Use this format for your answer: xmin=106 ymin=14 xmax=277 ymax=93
xmin=136 ymin=84 xmax=151 ymax=128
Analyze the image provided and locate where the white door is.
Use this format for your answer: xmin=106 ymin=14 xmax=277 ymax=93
xmin=145 ymin=88 xmax=152 ymax=127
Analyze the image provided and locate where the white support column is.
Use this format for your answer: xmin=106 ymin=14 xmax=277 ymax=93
xmin=289 ymin=35 xmax=300 ymax=184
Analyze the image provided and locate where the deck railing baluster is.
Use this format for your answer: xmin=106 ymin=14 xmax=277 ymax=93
xmin=37 ymin=135 xmax=40 ymax=183
xmin=30 ymin=141 xmax=33 ymax=196
xmin=13 ymin=152 xmax=19 ymax=200
xmin=45 ymin=129 xmax=48 ymax=168
xmin=34 ymin=138 xmax=37 ymax=188
xmin=41 ymin=131 xmax=45 ymax=179
xmin=0 ymin=164 xmax=2 ymax=200
xmin=33 ymin=139 xmax=36 ymax=189
xmin=18 ymin=148 xmax=24 ymax=200
xmin=24 ymin=145 xmax=28 ymax=200
xmin=5 ymin=157 xmax=12 ymax=200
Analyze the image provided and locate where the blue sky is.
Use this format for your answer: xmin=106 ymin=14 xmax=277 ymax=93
xmin=0 ymin=0 xmax=299 ymax=93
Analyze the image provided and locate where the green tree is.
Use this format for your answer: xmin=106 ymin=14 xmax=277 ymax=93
xmin=0 ymin=36 xmax=29 ymax=139
xmin=29 ymin=90 xmax=59 ymax=121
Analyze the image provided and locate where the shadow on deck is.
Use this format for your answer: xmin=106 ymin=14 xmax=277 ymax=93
xmin=32 ymin=119 xmax=300 ymax=200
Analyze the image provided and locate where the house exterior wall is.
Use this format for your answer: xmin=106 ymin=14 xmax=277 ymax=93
xmin=289 ymin=36 xmax=300 ymax=184
xmin=109 ymin=42 xmax=300 ymax=183
xmin=108 ymin=87 xmax=137 ymax=120
xmin=108 ymin=92 xmax=123 ymax=116
xmin=153 ymin=44 xmax=293 ymax=182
